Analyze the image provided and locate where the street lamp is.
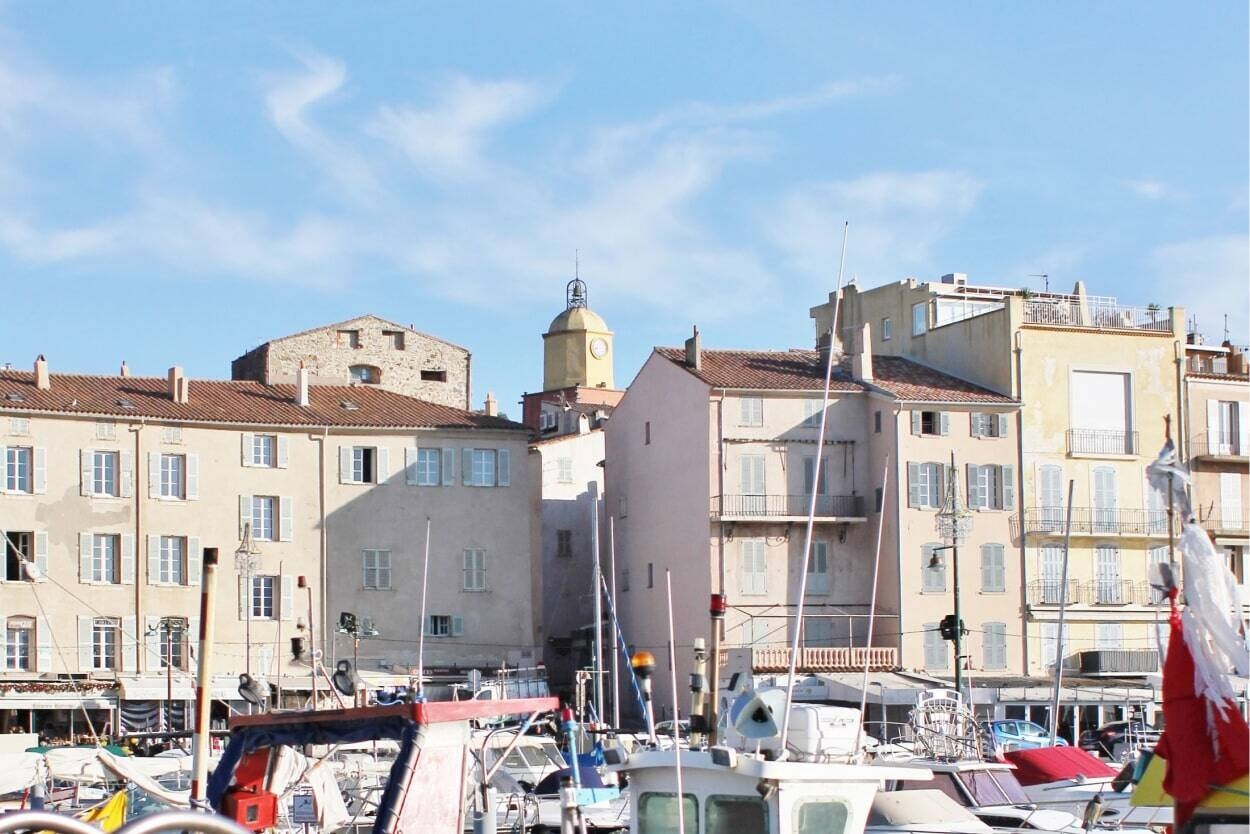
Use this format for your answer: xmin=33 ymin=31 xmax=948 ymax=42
xmin=234 ymin=523 xmax=262 ymax=684
xmin=931 ymin=452 xmax=972 ymax=697
xmin=145 ymin=616 xmax=186 ymax=736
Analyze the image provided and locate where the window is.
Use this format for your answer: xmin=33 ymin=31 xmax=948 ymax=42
xmin=3 ymin=531 xmax=33 ymax=581
xmin=912 ymin=302 xmax=928 ymax=336
xmin=93 ymin=451 xmax=119 ymax=496
xmin=251 ymin=575 xmax=276 ymax=618
xmin=464 ymin=448 xmax=509 ymax=487
xmin=1039 ymin=544 xmax=1064 ymax=604
xmin=93 ymin=618 xmax=118 ymax=670
xmin=802 ymin=456 xmax=826 ymax=495
xmin=463 ymin=549 xmax=487 ymax=591
xmin=383 ymin=330 xmax=405 ymax=350
xmin=1147 ymin=545 xmax=1169 ymax=603
xmin=924 ymin=623 xmax=948 ymax=669
xmin=160 ymin=454 xmax=185 ymax=499
xmin=971 ymin=412 xmax=1008 ymax=438
xmin=8 ymin=417 xmax=30 ymax=435
xmin=983 ymin=622 xmax=1007 ymax=669
xmin=96 ymin=421 xmax=117 ymax=440
xmin=980 ymin=544 xmax=1006 ymax=592
xmin=882 ymin=317 xmax=893 ymax=341
xmin=251 ymin=496 xmax=276 ymax=541
xmin=740 ymin=539 xmax=767 ymax=595
xmin=647 ymin=562 xmax=654 ymax=588
xmin=350 ymin=364 xmax=380 ymax=384
xmin=794 ymin=799 xmax=850 ymax=834
xmin=1070 ymin=370 xmax=1132 ymax=451
xmin=337 ymin=329 xmax=361 ymax=348
xmin=1095 ymin=622 xmax=1123 ymax=650
xmin=1038 ymin=464 xmax=1064 ymax=529
xmin=644 ymin=421 xmax=651 ymax=445
xmin=420 ymin=369 xmax=447 ymax=382
xmin=92 ymin=534 xmax=119 ymax=583
xmin=161 ymin=426 xmax=182 ymax=444
xmin=1041 ymin=622 xmax=1069 ymax=669
xmin=424 ymin=614 xmax=463 ymax=637
xmin=159 ymin=536 xmax=185 ymax=584
xmin=911 ymin=410 xmax=948 ymax=436
xmin=539 ymin=410 xmax=557 ymax=431
xmin=637 ymin=793 xmax=698 ymax=834
xmin=802 ymin=399 xmax=823 ymax=428
xmin=556 ymin=457 xmax=574 ymax=484
xmin=556 ymin=529 xmax=573 ymax=559
xmin=967 ymin=464 xmax=1016 ymax=510
xmin=807 ymin=541 xmax=830 ymax=594
xmin=5 ymin=617 xmax=32 ymax=671
xmin=739 ymin=397 xmax=763 ymax=427
xmin=803 ymin=617 xmax=834 ymax=648
xmin=415 ymin=448 xmax=441 ymax=485
xmin=906 ymin=462 xmax=945 ymax=508
xmin=1092 ymin=467 xmax=1117 ymax=531
xmin=874 ymin=410 xmax=881 ymax=433
xmin=250 ymin=434 xmax=276 ymax=467
xmin=620 ymin=567 xmax=630 ymax=592
xmin=921 ymin=543 xmax=946 ymax=592
xmin=1094 ymin=545 xmax=1123 ymax=603
xmin=707 ymin=795 xmax=767 ymax=833
xmin=158 ymin=619 xmax=187 ymax=670
xmin=351 ymin=447 xmax=376 ymax=483
xmin=362 ymin=550 xmax=392 ymax=589
xmin=5 ymin=446 xmax=31 ymax=492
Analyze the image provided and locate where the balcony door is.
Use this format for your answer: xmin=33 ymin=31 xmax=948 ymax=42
xmin=740 ymin=455 xmax=766 ymax=514
xmin=1071 ymin=370 xmax=1132 ymax=453
xmin=1221 ymin=473 xmax=1243 ymax=530
xmin=1095 ymin=545 xmax=1123 ymax=604
xmin=1208 ymin=400 xmax=1238 ymax=454
xmin=1039 ymin=465 xmax=1063 ymax=530
xmin=1040 ymin=545 xmax=1064 ymax=604
xmin=1093 ymin=467 xmax=1118 ymax=533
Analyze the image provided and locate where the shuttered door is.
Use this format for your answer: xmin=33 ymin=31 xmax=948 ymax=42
xmin=1039 ymin=465 xmax=1063 ymax=530
xmin=1040 ymin=545 xmax=1064 ymax=604
xmin=1095 ymin=545 xmax=1122 ymax=603
xmin=1093 ymin=467 xmax=1117 ymax=533
xmin=740 ymin=456 xmax=766 ymax=514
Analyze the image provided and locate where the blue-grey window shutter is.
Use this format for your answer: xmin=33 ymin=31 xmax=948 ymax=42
xmin=36 ymin=616 xmax=52 ymax=671
xmin=996 ymin=413 xmax=1009 ymax=438
xmin=463 ymin=449 xmax=473 ymax=486
xmin=1001 ymin=465 xmax=1016 ymax=509
xmin=147 ymin=535 xmax=161 ymax=585
xmin=967 ymin=464 xmax=982 ymax=509
xmin=910 ymin=411 xmax=922 ymax=436
xmin=442 ymin=448 xmax=455 ymax=486
xmin=907 ymin=463 xmax=922 ymax=508
xmin=32 ymin=447 xmax=46 ymax=494
xmin=33 ymin=532 xmax=48 ymax=581
xmin=939 ymin=412 xmax=950 ymax=436
xmin=148 ymin=453 xmax=161 ymax=499
xmin=120 ymin=535 xmax=136 ymax=584
xmin=78 ymin=616 xmax=94 ymax=671
xmin=405 ymin=447 xmax=418 ymax=485
xmin=497 ymin=449 xmax=510 ymax=487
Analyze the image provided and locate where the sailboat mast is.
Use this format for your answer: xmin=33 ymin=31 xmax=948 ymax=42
xmin=590 ymin=481 xmax=605 ymax=721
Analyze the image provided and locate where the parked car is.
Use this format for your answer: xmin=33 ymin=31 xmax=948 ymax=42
xmin=1078 ymin=721 xmax=1161 ymax=759
xmin=984 ymin=719 xmax=1069 ymax=751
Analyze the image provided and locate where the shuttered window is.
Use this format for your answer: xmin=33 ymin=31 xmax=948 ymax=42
xmin=907 ymin=462 xmax=945 ymax=508
xmin=739 ymin=397 xmax=763 ymax=427
xmin=921 ymin=543 xmax=946 ymax=592
xmin=807 ymin=541 xmax=830 ymax=595
xmin=923 ymin=623 xmax=948 ymax=669
xmin=966 ymin=464 xmax=1016 ymax=510
xmin=740 ymin=539 xmax=767 ymax=595
xmin=362 ymin=550 xmax=392 ymax=590
xmin=462 ymin=549 xmax=487 ymax=591
xmin=980 ymin=544 xmax=1006 ymax=592
xmin=983 ymin=622 xmax=1007 ymax=670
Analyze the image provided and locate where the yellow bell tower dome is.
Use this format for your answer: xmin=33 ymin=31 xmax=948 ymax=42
xmin=543 ymin=277 xmax=614 ymax=391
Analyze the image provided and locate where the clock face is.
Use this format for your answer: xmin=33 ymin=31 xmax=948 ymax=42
xmin=590 ymin=337 xmax=608 ymax=359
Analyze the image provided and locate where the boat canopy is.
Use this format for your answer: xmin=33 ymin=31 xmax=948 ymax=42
xmin=1002 ymin=747 xmax=1117 ymax=786
xmin=868 ymin=790 xmax=991 ymax=831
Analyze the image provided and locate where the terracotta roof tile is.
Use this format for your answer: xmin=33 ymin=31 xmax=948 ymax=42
xmin=0 ymin=371 xmax=525 ymax=431
xmin=869 ymin=356 xmax=1016 ymax=404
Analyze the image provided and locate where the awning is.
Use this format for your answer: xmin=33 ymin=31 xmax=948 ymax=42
xmin=117 ymin=675 xmax=196 ymax=701
xmin=992 ymin=677 xmax=1156 ymax=704
xmin=0 ymin=692 xmax=115 ymax=709
xmin=790 ymin=671 xmax=949 ymax=705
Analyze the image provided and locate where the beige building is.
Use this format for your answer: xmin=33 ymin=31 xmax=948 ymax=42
xmin=0 ymin=355 xmax=533 ymax=734
xmin=824 ymin=274 xmax=1186 ymax=728
xmin=232 ymin=314 xmax=472 ymax=410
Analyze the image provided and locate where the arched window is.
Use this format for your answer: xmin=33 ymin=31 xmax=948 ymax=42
xmin=349 ymin=365 xmax=381 ymax=384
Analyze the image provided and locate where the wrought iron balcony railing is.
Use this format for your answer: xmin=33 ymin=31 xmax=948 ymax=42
xmin=1197 ymin=507 xmax=1249 ymax=534
xmin=1190 ymin=431 xmax=1245 ymax=458
xmin=1027 ymin=579 xmax=1082 ymax=606
xmin=711 ymin=493 xmax=865 ymax=519
xmin=1082 ymin=579 xmax=1149 ymax=606
xmin=1023 ymin=299 xmax=1172 ymax=332
xmin=1067 ymin=428 xmax=1139 ymax=455
xmin=1018 ymin=507 xmax=1168 ymax=536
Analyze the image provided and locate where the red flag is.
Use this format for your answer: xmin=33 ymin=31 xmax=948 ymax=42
xmin=1155 ymin=609 xmax=1250 ymax=829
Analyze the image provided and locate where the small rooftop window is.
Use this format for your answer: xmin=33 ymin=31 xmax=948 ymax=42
xmin=4 ymin=392 xmax=25 ymax=402
xmin=340 ymin=400 xmax=360 ymax=411
xmin=117 ymin=398 xmax=135 ymax=410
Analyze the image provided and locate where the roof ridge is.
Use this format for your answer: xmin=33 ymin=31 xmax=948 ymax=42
xmin=234 ymin=314 xmax=470 ymax=355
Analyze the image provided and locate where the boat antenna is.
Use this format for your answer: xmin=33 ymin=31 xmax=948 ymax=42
xmin=779 ymin=220 xmax=848 ymax=755
xmin=1046 ymin=479 xmax=1076 ymax=745
xmin=609 ymin=516 xmax=622 ymax=729
xmin=852 ymin=454 xmax=889 ymax=760
xmin=416 ymin=517 xmax=432 ymax=697
xmin=590 ymin=480 xmax=605 ymax=724
xmin=665 ymin=569 xmax=686 ymax=834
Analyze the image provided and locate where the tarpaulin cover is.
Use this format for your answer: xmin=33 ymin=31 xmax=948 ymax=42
xmin=533 ymin=765 xmax=607 ymax=796
xmin=1002 ymin=746 xmax=1117 ymax=786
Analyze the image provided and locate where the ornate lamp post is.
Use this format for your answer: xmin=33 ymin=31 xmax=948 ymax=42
xmin=931 ymin=453 xmax=973 ymax=696
xmin=234 ymin=523 xmax=262 ymax=682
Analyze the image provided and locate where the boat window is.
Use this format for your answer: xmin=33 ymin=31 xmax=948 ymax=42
xmin=900 ymin=773 xmax=966 ymax=805
xmin=988 ymin=770 xmax=1031 ymax=805
xmin=637 ymin=792 xmax=698 ymax=834
xmin=794 ymin=798 xmax=851 ymax=834
xmin=959 ymin=770 xmax=1025 ymax=806
xmin=519 ymin=747 xmax=550 ymax=766
xmin=707 ymin=794 xmax=768 ymax=834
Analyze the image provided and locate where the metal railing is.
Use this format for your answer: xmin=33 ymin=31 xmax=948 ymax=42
xmin=1018 ymin=506 xmax=1168 ymax=536
xmin=1078 ymin=649 xmax=1159 ymax=674
xmin=1083 ymin=579 xmax=1142 ymax=606
xmin=1197 ymin=507 xmax=1249 ymax=533
xmin=1067 ymin=428 xmax=1138 ymax=455
xmin=1023 ymin=299 xmax=1172 ymax=332
xmin=1027 ymin=579 xmax=1081 ymax=606
xmin=1186 ymin=355 xmax=1231 ymax=375
xmin=1191 ymin=431 xmax=1244 ymax=457
xmin=711 ymin=493 xmax=865 ymax=518
xmin=748 ymin=645 xmax=898 ymax=673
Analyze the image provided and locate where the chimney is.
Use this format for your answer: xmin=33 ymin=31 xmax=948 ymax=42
xmin=119 ymin=361 xmax=131 ymax=378
xmin=484 ymin=391 xmax=498 ymax=417
xmin=851 ymin=322 xmax=874 ymax=383
xmin=167 ymin=366 xmax=189 ymax=404
xmin=33 ymin=355 xmax=50 ymax=390
xmin=684 ymin=326 xmax=702 ymax=370
xmin=295 ymin=365 xmax=310 ymax=407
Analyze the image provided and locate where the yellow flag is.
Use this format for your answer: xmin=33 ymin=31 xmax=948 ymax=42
xmin=77 ymin=790 xmax=128 ymax=832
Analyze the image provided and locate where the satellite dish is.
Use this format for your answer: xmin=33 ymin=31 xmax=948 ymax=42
xmin=238 ymin=673 xmax=268 ymax=708
xmin=728 ymin=687 xmax=787 ymax=740
xmin=332 ymin=659 xmax=363 ymax=697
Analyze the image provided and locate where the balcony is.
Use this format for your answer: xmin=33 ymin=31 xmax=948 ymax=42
xmin=1022 ymin=299 xmax=1172 ymax=332
xmin=711 ymin=494 xmax=866 ymax=521
xmin=1197 ymin=507 xmax=1249 ymax=536
xmin=1078 ymin=649 xmax=1159 ymax=675
xmin=747 ymin=645 xmax=898 ymax=673
xmin=1017 ymin=507 xmax=1168 ymax=537
xmin=1067 ymin=428 xmax=1139 ymax=456
xmin=1081 ymin=579 xmax=1148 ymax=606
xmin=1027 ymin=579 xmax=1082 ymax=606
xmin=1190 ymin=431 xmax=1247 ymax=461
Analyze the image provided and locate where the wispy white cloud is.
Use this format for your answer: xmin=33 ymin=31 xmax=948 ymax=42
xmin=1124 ymin=179 xmax=1181 ymax=201
xmin=1148 ymin=234 xmax=1249 ymax=342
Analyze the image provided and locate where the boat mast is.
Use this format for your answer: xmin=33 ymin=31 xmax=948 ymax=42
xmin=1047 ymin=480 xmax=1076 ymax=745
xmin=590 ymin=480 xmax=605 ymax=723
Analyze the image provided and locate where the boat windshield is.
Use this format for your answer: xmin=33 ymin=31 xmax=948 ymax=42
xmin=959 ymin=770 xmax=1030 ymax=806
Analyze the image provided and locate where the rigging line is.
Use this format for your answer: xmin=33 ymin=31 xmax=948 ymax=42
xmin=26 ymin=574 xmax=100 ymax=744
xmin=853 ymin=454 xmax=890 ymax=761
xmin=598 ymin=572 xmax=648 ymax=722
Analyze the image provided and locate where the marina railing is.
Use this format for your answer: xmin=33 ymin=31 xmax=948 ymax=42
xmin=1066 ymin=428 xmax=1138 ymax=455
xmin=711 ymin=493 xmax=865 ymax=518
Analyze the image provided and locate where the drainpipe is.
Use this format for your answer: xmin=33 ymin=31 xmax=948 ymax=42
xmin=709 ymin=390 xmax=726 ymax=739
xmin=130 ymin=420 xmax=145 ymax=674
xmin=317 ymin=427 xmax=330 ymax=662
xmin=1014 ymin=331 xmax=1029 ymax=674
xmin=892 ymin=403 xmax=904 ymax=663
xmin=1173 ymin=341 xmax=1186 ymax=461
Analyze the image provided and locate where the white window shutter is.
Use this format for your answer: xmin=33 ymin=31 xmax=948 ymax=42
xmin=188 ymin=618 xmax=199 ymax=663
xmin=451 ymin=616 xmax=464 ymax=637
xmin=422 ymin=617 xmax=432 ymax=637
xmin=32 ymin=447 xmax=46 ymax=493
xmin=969 ymin=413 xmax=982 ymax=437
xmin=239 ymin=495 xmax=251 ymax=539
xmin=148 ymin=452 xmax=161 ymax=499
xmin=910 ymin=411 xmax=922 ymax=436
xmin=939 ymin=412 xmax=950 ymax=436
xmin=186 ymin=454 xmax=199 ymax=500
xmin=377 ymin=447 xmax=390 ymax=483
xmin=497 ymin=449 xmax=510 ymax=486
xmin=241 ymin=433 xmax=254 ymax=466
xmin=144 ymin=616 xmax=162 ymax=671
xmin=1239 ymin=402 xmax=1250 ymax=454
xmin=147 ymin=535 xmax=161 ymax=584
xmin=120 ymin=535 xmax=136 ymax=584
xmin=277 ymin=436 xmax=290 ymax=469
xmin=405 ymin=447 xmax=419 ymax=485
xmin=36 ymin=616 xmax=52 ymax=671
xmin=119 ymin=451 xmax=134 ymax=497
xmin=0 ymin=445 xmax=6 ymax=492
xmin=1001 ymin=465 xmax=1016 ymax=509
xmin=79 ymin=533 xmax=93 ymax=582
xmin=187 ymin=537 xmax=201 ymax=586
xmin=967 ymin=464 xmax=982 ymax=509
xmin=997 ymin=414 xmax=1009 ymax=438
xmin=907 ymin=462 xmax=922 ymax=508
xmin=280 ymin=575 xmax=295 ymax=621
xmin=442 ymin=448 xmax=455 ymax=486
xmin=120 ymin=615 xmax=138 ymax=672
xmin=1206 ymin=400 xmax=1218 ymax=436
xmin=339 ymin=447 xmax=352 ymax=483
xmin=279 ymin=496 xmax=294 ymax=542
xmin=463 ymin=449 xmax=474 ymax=485
xmin=238 ymin=575 xmax=249 ymax=620
xmin=78 ymin=616 xmax=94 ymax=671
xmin=80 ymin=449 xmax=92 ymax=496
xmin=33 ymin=532 xmax=48 ymax=580
xmin=803 ymin=458 xmax=815 ymax=495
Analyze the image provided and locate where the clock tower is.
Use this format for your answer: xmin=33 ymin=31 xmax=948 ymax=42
xmin=542 ymin=277 xmax=615 ymax=391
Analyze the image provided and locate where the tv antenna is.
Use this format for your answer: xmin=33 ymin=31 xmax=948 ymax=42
xmin=1028 ymin=273 xmax=1049 ymax=293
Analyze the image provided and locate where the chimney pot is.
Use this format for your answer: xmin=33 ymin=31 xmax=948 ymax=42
xmin=685 ymin=326 xmax=702 ymax=370
xmin=484 ymin=392 xmax=498 ymax=417
xmin=851 ymin=322 xmax=874 ymax=383
xmin=120 ymin=361 xmax=131 ymax=378
xmin=34 ymin=355 xmax=50 ymax=390
xmin=167 ymin=366 xmax=189 ymax=404
xmin=296 ymin=365 xmax=311 ymax=407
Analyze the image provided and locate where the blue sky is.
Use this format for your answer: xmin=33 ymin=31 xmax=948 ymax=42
xmin=1 ymin=3 xmax=1246 ymax=414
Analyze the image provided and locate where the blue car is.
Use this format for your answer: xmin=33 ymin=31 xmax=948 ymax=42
xmin=984 ymin=719 xmax=1069 ymax=750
